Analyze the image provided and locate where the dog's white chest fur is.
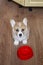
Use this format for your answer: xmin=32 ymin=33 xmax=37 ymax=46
xmin=10 ymin=18 xmax=30 ymax=45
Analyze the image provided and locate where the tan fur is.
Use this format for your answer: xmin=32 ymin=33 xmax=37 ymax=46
xmin=14 ymin=22 xmax=26 ymax=31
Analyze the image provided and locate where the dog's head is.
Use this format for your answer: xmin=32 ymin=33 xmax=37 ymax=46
xmin=10 ymin=18 xmax=28 ymax=40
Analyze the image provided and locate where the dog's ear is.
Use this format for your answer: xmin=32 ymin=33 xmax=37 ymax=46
xmin=10 ymin=19 xmax=15 ymax=28
xmin=23 ymin=18 xmax=27 ymax=26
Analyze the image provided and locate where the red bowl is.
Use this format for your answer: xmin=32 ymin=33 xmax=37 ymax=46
xmin=17 ymin=46 xmax=33 ymax=60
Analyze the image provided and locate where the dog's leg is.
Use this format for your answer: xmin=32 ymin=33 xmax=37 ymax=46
xmin=22 ymin=39 xmax=27 ymax=44
xmin=14 ymin=40 xmax=19 ymax=45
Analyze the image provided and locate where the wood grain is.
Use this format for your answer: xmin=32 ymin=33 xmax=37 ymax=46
xmin=0 ymin=0 xmax=43 ymax=65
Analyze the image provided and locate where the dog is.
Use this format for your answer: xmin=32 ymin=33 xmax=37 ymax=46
xmin=10 ymin=18 xmax=30 ymax=45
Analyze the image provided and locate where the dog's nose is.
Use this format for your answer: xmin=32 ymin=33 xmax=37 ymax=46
xmin=19 ymin=34 xmax=22 ymax=37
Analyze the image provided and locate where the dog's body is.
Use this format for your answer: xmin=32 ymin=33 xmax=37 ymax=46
xmin=10 ymin=18 xmax=30 ymax=45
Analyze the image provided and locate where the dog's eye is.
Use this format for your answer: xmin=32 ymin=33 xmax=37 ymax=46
xmin=16 ymin=29 xmax=19 ymax=32
xmin=22 ymin=29 xmax=24 ymax=31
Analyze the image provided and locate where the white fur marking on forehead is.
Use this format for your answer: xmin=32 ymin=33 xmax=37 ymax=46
xmin=23 ymin=18 xmax=27 ymax=26
xmin=10 ymin=19 xmax=15 ymax=28
xmin=19 ymin=22 xmax=21 ymax=27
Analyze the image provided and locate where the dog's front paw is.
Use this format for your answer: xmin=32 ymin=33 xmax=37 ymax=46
xmin=23 ymin=40 xmax=27 ymax=44
xmin=14 ymin=40 xmax=19 ymax=45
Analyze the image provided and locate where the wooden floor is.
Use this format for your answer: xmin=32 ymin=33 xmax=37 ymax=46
xmin=0 ymin=0 xmax=43 ymax=65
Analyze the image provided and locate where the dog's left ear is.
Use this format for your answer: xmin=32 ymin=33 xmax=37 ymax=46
xmin=23 ymin=18 xmax=27 ymax=26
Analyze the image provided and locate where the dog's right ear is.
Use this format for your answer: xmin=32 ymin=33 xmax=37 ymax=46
xmin=10 ymin=19 xmax=15 ymax=28
xmin=23 ymin=18 xmax=27 ymax=26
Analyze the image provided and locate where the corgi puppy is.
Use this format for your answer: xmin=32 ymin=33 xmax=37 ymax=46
xmin=10 ymin=18 xmax=30 ymax=45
